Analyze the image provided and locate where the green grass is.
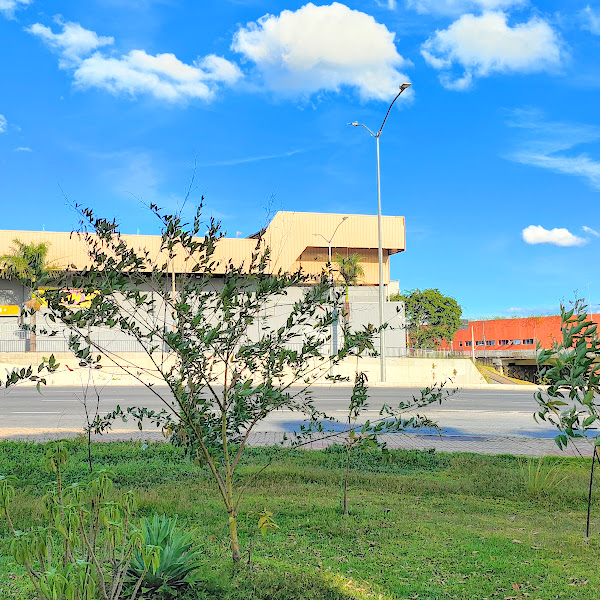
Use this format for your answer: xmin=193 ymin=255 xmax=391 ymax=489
xmin=1 ymin=440 xmax=599 ymax=599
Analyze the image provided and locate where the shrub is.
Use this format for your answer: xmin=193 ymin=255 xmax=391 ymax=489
xmin=1 ymin=441 xmax=161 ymax=600
xmin=127 ymin=515 xmax=202 ymax=598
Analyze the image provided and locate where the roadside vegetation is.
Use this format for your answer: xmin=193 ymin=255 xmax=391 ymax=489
xmin=1 ymin=440 xmax=600 ymax=600
xmin=5 ymin=204 xmax=458 ymax=566
xmin=2 ymin=202 xmax=598 ymax=600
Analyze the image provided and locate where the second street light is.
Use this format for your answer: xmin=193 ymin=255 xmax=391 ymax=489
xmin=314 ymin=216 xmax=349 ymax=376
xmin=349 ymin=82 xmax=411 ymax=383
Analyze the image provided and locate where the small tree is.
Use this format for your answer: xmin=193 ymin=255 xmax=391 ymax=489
xmin=535 ymin=299 xmax=600 ymax=536
xmin=0 ymin=239 xmax=58 ymax=352
xmin=396 ymin=288 xmax=462 ymax=349
xmin=339 ymin=372 xmax=453 ymax=515
xmin=19 ymin=203 xmax=376 ymax=564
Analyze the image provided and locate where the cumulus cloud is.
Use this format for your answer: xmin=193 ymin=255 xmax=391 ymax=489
xmin=26 ymin=19 xmax=242 ymax=102
xmin=583 ymin=225 xmax=600 ymax=237
xmin=0 ymin=114 xmax=6 ymax=133
xmin=0 ymin=0 xmax=31 ymax=18
xmin=232 ymin=2 xmax=411 ymax=101
xmin=506 ymin=109 xmax=600 ymax=190
xmin=522 ymin=225 xmax=587 ymax=247
xmin=74 ymin=51 xmax=242 ymax=102
xmin=407 ymin=0 xmax=526 ymax=16
xmin=581 ymin=5 xmax=600 ymax=35
xmin=421 ymin=11 xmax=564 ymax=90
xmin=27 ymin=21 xmax=114 ymax=66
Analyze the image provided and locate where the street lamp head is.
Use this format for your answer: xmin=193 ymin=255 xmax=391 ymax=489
xmin=349 ymin=122 xmax=359 ymax=126
xmin=399 ymin=82 xmax=411 ymax=91
xmin=342 ymin=216 xmax=348 ymax=221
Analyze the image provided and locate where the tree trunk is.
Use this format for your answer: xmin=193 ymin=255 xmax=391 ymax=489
xmin=343 ymin=448 xmax=350 ymax=516
xmin=30 ymin=310 xmax=36 ymax=353
xmin=229 ymin=511 xmax=242 ymax=562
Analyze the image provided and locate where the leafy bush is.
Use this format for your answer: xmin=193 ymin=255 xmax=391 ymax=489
xmin=1 ymin=441 xmax=162 ymax=600
xmin=127 ymin=515 xmax=202 ymax=598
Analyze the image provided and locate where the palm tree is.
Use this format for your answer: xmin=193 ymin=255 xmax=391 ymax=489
xmin=0 ymin=239 xmax=57 ymax=352
xmin=334 ymin=253 xmax=364 ymax=300
xmin=334 ymin=253 xmax=364 ymax=325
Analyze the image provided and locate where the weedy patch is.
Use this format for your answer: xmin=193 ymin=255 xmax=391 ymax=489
xmin=1 ymin=441 xmax=600 ymax=600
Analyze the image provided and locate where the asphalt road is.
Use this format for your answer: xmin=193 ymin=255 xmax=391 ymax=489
xmin=0 ymin=384 xmax=558 ymax=439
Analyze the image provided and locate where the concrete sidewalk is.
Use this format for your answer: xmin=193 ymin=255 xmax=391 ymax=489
xmin=0 ymin=428 xmax=591 ymax=458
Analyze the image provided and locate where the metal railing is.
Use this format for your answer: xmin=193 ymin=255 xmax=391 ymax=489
xmin=447 ymin=348 xmax=538 ymax=359
xmin=0 ymin=336 xmax=151 ymax=354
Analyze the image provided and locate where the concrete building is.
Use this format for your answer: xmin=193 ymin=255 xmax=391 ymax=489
xmin=0 ymin=211 xmax=407 ymax=356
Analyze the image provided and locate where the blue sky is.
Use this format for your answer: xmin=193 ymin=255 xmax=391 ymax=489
xmin=1 ymin=0 xmax=599 ymax=318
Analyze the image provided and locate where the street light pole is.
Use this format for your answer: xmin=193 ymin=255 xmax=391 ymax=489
xmin=350 ymin=82 xmax=411 ymax=382
xmin=313 ymin=216 xmax=349 ymax=266
xmin=314 ymin=216 xmax=349 ymax=376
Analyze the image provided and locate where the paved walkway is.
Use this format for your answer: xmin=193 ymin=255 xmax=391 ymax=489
xmin=0 ymin=428 xmax=592 ymax=457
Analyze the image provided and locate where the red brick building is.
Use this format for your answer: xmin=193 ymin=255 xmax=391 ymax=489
xmin=439 ymin=313 xmax=598 ymax=353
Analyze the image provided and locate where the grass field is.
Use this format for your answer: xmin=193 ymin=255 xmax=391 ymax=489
xmin=1 ymin=439 xmax=599 ymax=599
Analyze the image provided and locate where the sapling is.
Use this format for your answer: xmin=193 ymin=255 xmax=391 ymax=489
xmin=6 ymin=202 xmax=377 ymax=563
xmin=340 ymin=372 xmax=455 ymax=515
xmin=535 ymin=298 xmax=600 ymax=535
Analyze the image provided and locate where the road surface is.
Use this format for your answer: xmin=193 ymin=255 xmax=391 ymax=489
xmin=0 ymin=384 xmax=556 ymax=439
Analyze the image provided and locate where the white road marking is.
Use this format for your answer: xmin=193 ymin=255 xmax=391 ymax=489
xmin=12 ymin=411 xmax=62 ymax=414
xmin=42 ymin=399 xmax=78 ymax=402
xmin=40 ymin=397 xmax=126 ymax=402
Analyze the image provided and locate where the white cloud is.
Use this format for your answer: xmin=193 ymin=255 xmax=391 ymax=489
xmin=0 ymin=114 xmax=6 ymax=133
xmin=0 ymin=0 xmax=31 ymax=18
xmin=581 ymin=5 xmax=600 ymax=35
xmin=506 ymin=110 xmax=600 ymax=189
xmin=27 ymin=21 xmax=114 ymax=66
xmin=26 ymin=20 xmax=242 ymax=102
xmin=421 ymin=11 xmax=564 ymax=90
xmin=74 ymin=51 xmax=242 ymax=102
xmin=522 ymin=225 xmax=587 ymax=247
xmin=374 ymin=0 xmax=397 ymax=8
xmin=14 ymin=146 xmax=32 ymax=152
xmin=407 ymin=0 xmax=525 ymax=16
xmin=232 ymin=2 xmax=411 ymax=101
xmin=583 ymin=225 xmax=600 ymax=237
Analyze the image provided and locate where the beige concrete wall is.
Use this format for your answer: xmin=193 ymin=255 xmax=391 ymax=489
xmin=335 ymin=357 xmax=486 ymax=386
xmin=1 ymin=354 xmax=485 ymax=388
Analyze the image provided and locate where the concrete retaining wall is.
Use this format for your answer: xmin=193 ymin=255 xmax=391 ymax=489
xmin=0 ymin=354 xmax=485 ymax=387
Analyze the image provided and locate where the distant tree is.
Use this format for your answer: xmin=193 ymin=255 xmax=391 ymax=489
xmin=334 ymin=253 xmax=364 ymax=301
xmin=0 ymin=239 xmax=57 ymax=352
xmin=395 ymin=288 xmax=462 ymax=349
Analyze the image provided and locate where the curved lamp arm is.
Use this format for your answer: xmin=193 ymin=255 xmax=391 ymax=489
xmin=348 ymin=82 xmax=412 ymax=137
